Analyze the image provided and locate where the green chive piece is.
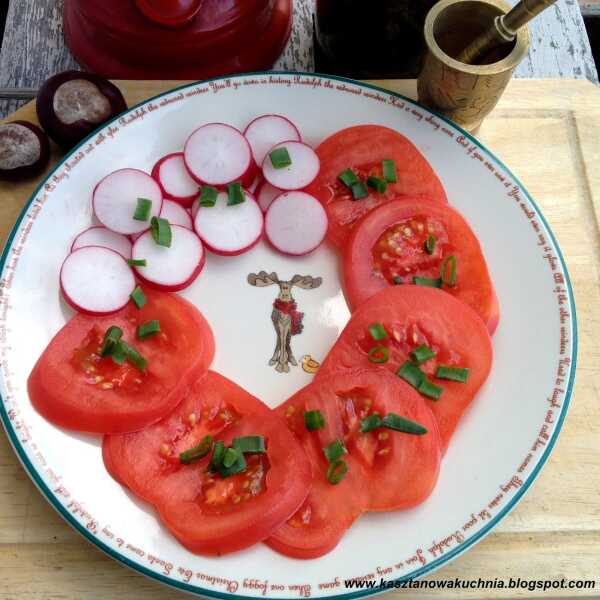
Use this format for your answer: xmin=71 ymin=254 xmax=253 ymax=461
xmin=304 ymin=410 xmax=326 ymax=431
xmin=436 ymin=365 xmax=470 ymax=383
xmin=130 ymin=286 xmax=147 ymax=309
xmin=360 ymin=413 xmax=382 ymax=433
xmin=413 ymin=276 xmax=442 ymax=288
xmin=425 ymin=235 xmax=437 ymax=255
xmin=410 ymin=344 xmax=436 ymax=365
xmin=381 ymin=413 xmax=428 ymax=435
xmin=110 ymin=341 xmax=128 ymax=365
xmin=367 ymin=176 xmax=388 ymax=194
xmin=418 ymin=378 xmax=444 ymax=400
xmin=327 ymin=459 xmax=348 ymax=485
xmin=233 ymin=435 xmax=266 ymax=454
xmin=397 ymin=361 xmax=425 ymax=389
xmin=209 ymin=440 xmax=225 ymax=472
xmin=127 ymin=258 xmax=147 ymax=267
xmin=323 ymin=439 xmax=347 ymax=463
xmin=137 ymin=320 xmax=160 ymax=339
xmin=219 ymin=452 xmax=247 ymax=478
xmin=393 ymin=276 xmax=403 ymax=285
xmin=338 ymin=168 xmax=360 ymax=188
xmin=269 ymin=147 xmax=292 ymax=169
xmin=118 ymin=340 xmax=147 ymax=372
xmin=227 ymin=182 xmax=246 ymax=206
xmin=150 ymin=217 xmax=172 ymax=248
xmin=441 ymin=255 xmax=458 ymax=287
xmin=382 ymin=159 xmax=397 ymax=183
xmin=222 ymin=447 xmax=242 ymax=469
xmin=100 ymin=326 xmax=123 ymax=357
xmin=368 ymin=322 xmax=388 ymax=341
xmin=198 ymin=186 xmax=218 ymax=207
xmin=368 ymin=345 xmax=390 ymax=364
xmin=179 ymin=435 xmax=213 ymax=464
xmin=133 ymin=198 xmax=152 ymax=221
xmin=351 ymin=181 xmax=369 ymax=200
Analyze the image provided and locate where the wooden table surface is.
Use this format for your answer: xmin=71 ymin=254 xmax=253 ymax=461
xmin=1 ymin=79 xmax=600 ymax=599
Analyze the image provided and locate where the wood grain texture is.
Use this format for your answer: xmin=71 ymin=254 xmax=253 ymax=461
xmin=0 ymin=78 xmax=599 ymax=599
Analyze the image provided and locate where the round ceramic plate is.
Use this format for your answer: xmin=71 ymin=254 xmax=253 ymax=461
xmin=0 ymin=73 xmax=576 ymax=598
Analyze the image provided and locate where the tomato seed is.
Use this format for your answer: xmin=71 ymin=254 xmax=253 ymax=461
xmin=378 ymin=447 xmax=391 ymax=456
xmin=378 ymin=432 xmax=389 ymax=441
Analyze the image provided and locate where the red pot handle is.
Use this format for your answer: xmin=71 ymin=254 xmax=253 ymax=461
xmin=134 ymin=0 xmax=203 ymax=28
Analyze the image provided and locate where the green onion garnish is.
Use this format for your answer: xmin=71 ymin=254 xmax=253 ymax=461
xmin=151 ymin=216 xmax=172 ymax=248
xmin=327 ymin=459 xmax=348 ymax=485
xmin=436 ymin=365 xmax=469 ymax=383
xmin=133 ymin=198 xmax=152 ymax=221
xmin=222 ymin=447 xmax=242 ymax=469
xmin=219 ymin=452 xmax=247 ymax=478
xmin=397 ymin=361 xmax=425 ymax=388
xmin=367 ymin=176 xmax=388 ymax=194
xmin=179 ymin=435 xmax=213 ymax=464
xmin=351 ymin=181 xmax=369 ymax=200
xmin=413 ymin=276 xmax=442 ymax=288
xmin=130 ymin=286 xmax=147 ymax=309
xmin=393 ymin=276 xmax=403 ymax=285
xmin=441 ymin=255 xmax=457 ymax=287
xmin=323 ymin=439 xmax=346 ymax=463
xmin=110 ymin=341 xmax=128 ymax=365
xmin=137 ymin=320 xmax=160 ymax=339
xmin=100 ymin=326 xmax=123 ymax=357
xmin=382 ymin=159 xmax=397 ymax=183
xmin=227 ymin=182 xmax=246 ymax=206
xmin=117 ymin=340 xmax=147 ymax=372
xmin=381 ymin=413 xmax=428 ymax=435
xmin=198 ymin=186 xmax=218 ymax=207
xmin=410 ymin=344 xmax=436 ymax=365
xmin=304 ymin=410 xmax=325 ymax=431
xmin=368 ymin=345 xmax=390 ymax=364
xmin=127 ymin=258 xmax=147 ymax=267
xmin=269 ymin=147 xmax=292 ymax=169
xmin=418 ymin=378 xmax=444 ymax=400
xmin=368 ymin=322 xmax=388 ymax=341
xmin=425 ymin=235 xmax=437 ymax=255
xmin=338 ymin=168 xmax=360 ymax=188
xmin=233 ymin=435 xmax=266 ymax=454
xmin=209 ymin=440 xmax=225 ymax=472
xmin=360 ymin=413 xmax=382 ymax=433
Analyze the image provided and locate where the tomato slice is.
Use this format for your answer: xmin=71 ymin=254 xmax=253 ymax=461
xmin=317 ymin=286 xmax=493 ymax=453
xmin=304 ymin=125 xmax=447 ymax=248
xmin=344 ymin=199 xmax=500 ymax=334
xmin=266 ymin=370 xmax=441 ymax=559
xmin=28 ymin=287 xmax=215 ymax=434
xmin=103 ymin=371 xmax=312 ymax=556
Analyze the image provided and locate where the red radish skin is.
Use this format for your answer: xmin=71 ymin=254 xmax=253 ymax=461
xmin=255 ymin=180 xmax=282 ymax=213
xmin=244 ymin=114 xmax=301 ymax=167
xmin=265 ymin=192 xmax=328 ymax=256
xmin=131 ymin=226 xmax=205 ymax=292
xmin=60 ymin=246 xmax=136 ymax=315
xmin=0 ymin=121 xmax=50 ymax=180
xmin=151 ymin=153 xmax=199 ymax=208
xmin=159 ymin=199 xmax=193 ymax=230
xmin=71 ymin=226 xmax=132 ymax=259
xmin=262 ymin=141 xmax=320 ymax=191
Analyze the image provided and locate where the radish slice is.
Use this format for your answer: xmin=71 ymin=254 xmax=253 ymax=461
xmin=151 ymin=153 xmax=199 ymax=208
xmin=194 ymin=191 xmax=263 ymax=256
xmin=93 ymin=168 xmax=163 ymax=235
xmin=265 ymin=191 xmax=328 ymax=256
xmin=160 ymin=199 xmax=193 ymax=230
xmin=184 ymin=123 xmax=252 ymax=187
xmin=60 ymin=246 xmax=136 ymax=315
xmin=71 ymin=226 xmax=132 ymax=259
xmin=132 ymin=226 xmax=205 ymax=292
xmin=244 ymin=114 xmax=301 ymax=166
xmin=262 ymin=141 xmax=320 ymax=191
xmin=255 ymin=180 xmax=282 ymax=213
xmin=191 ymin=201 xmax=200 ymax=220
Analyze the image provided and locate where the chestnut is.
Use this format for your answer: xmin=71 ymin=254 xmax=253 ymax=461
xmin=0 ymin=120 xmax=51 ymax=181
xmin=36 ymin=71 xmax=127 ymax=148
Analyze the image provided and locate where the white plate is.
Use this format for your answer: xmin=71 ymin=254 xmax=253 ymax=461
xmin=0 ymin=73 xmax=576 ymax=598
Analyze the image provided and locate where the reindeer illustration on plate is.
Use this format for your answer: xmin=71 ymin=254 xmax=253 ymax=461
xmin=247 ymin=271 xmax=322 ymax=373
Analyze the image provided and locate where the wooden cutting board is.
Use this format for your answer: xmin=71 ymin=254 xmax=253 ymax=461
xmin=1 ymin=80 xmax=599 ymax=599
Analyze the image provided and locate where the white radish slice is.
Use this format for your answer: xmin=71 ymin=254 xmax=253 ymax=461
xmin=60 ymin=246 xmax=135 ymax=315
xmin=255 ymin=180 xmax=282 ymax=213
xmin=160 ymin=199 xmax=193 ymax=230
xmin=265 ymin=191 xmax=328 ymax=256
xmin=93 ymin=168 xmax=163 ymax=235
xmin=194 ymin=191 xmax=263 ymax=256
xmin=131 ymin=226 xmax=205 ymax=292
xmin=262 ymin=141 xmax=320 ymax=191
xmin=244 ymin=114 xmax=301 ymax=166
xmin=71 ymin=226 xmax=132 ymax=259
xmin=151 ymin=153 xmax=199 ymax=208
xmin=184 ymin=123 xmax=252 ymax=187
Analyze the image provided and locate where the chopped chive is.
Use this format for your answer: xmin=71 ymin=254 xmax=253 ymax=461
xmin=367 ymin=176 xmax=388 ymax=194
xmin=413 ymin=276 xmax=442 ymax=288
xmin=100 ymin=326 xmax=123 ymax=357
xmin=338 ymin=168 xmax=360 ymax=188
xmin=198 ymin=186 xmax=218 ymax=207
xmin=418 ymin=378 xmax=444 ymax=400
xmin=110 ymin=341 xmax=128 ymax=365
xmin=323 ymin=439 xmax=346 ymax=463
xmin=233 ymin=435 xmax=266 ymax=454
xmin=219 ymin=452 xmax=247 ymax=478
xmin=351 ymin=181 xmax=369 ymax=200
xmin=327 ymin=459 xmax=348 ymax=485
xmin=381 ymin=413 xmax=428 ymax=435
xmin=368 ymin=322 xmax=388 ymax=341
xmin=382 ymin=159 xmax=397 ymax=183
xmin=133 ymin=197 xmax=152 ymax=221
xmin=137 ymin=319 xmax=160 ymax=339
xmin=441 ymin=255 xmax=457 ymax=287
xmin=127 ymin=258 xmax=147 ymax=267
xmin=118 ymin=340 xmax=147 ymax=372
xmin=150 ymin=217 xmax=172 ymax=248
xmin=436 ymin=365 xmax=470 ymax=383
xmin=360 ymin=413 xmax=382 ymax=433
xmin=222 ymin=447 xmax=242 ymax=469
xmin=304 ymin=410 xmax=325 ymax=431
xmin=209 ymin=440 xmax=225 ymax=472
xmin=410 ymin=344 xmax=436 ymax=365
xmin=425 ymin=235 xmax=437 ymax=255
xmin=269 ymin=147 xmax=292 ymax=169
xmin=368 ymin=345 xmax=389 ymax=364
xmin=227 ymin=182 xmax=246 ymax=206
xmin=397 ymin=361 xmax=425 ymax=389
xmin=393 ymin=276 xmax=403 ymax=285
xmin=179 ymin=435 xmax=213 ymax=464
xmin=130 ymin=286 xmax=147 ymax=309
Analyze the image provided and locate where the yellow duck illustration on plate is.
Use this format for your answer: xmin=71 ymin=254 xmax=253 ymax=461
xmin=301 ymin=355 xmax=320 ymax=374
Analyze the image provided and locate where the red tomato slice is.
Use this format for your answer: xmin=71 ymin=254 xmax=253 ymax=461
xmin=28 ymin=287 xmax=215 ymax=434
xmin=344 ymin=199 xmax=500 ymax=334
xmin=304 ymin=125 xmax=447 ymax=248
xmin=317 ymin=286 xmax=493 ymax=453
xmin=103 ymin=371 xmax=312 ymax=556
xmin=266 ymin=370 xmax=441 ymax=559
